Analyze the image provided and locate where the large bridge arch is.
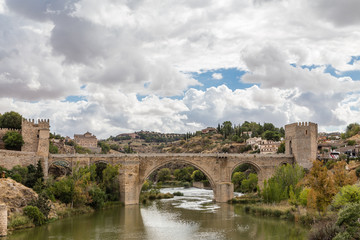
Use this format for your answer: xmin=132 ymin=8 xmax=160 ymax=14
xmin=136 ymin=158 xmax=218 ymax=203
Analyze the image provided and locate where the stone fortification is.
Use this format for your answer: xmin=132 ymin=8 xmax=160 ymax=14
xmin=74 ymin=132 xmax=97 ymax=148
xmin=0 ymin=204 xmax=6 ymax=237
xmin=285 ymin=122 xmax=318 ymax=169
xmin=0 ymin=150 xmax=41 ymax=170
xmin=21 ymin=119 xmax=50 ymax=156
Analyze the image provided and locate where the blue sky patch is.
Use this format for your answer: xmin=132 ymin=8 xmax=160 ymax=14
xmin=190 ymin=68 xmax=253 ymax=91
xmin=347 ymin=56 xmax=360 ymax=65
xmin=63 ymin=95 xmax=87 ymax=102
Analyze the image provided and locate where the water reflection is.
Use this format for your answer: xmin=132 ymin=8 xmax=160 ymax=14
xmin=8 ymin=188 xmax=308 ymax=240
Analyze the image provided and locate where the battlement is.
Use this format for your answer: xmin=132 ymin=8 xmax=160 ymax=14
xmin=287 ymin=122 xmax=317 ymax=128
xmin=22 ymin=118 xmax=50 ymax=128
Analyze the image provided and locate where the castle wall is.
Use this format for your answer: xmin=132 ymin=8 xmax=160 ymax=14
xmin=0 ymin=150 xmax=42 ymax=169
xmin=0 ymin=204 xmax=7 ymax=236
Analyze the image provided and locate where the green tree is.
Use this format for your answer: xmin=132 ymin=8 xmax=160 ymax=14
xmin=345 ymin=123 xmax=360 ymax=138
xmin=263 ymin=130 xmax=280 ymax=141
xmin=157 ymin=168 xmax=171 ymax=182
xmin=232 ymin=172 xmax=246 ymax=192
xmin=99 ymin=142 xmax=110 ymax=154
xmin=0 ymin=111 xmax=22 ymax=129
xmin=262 ymin=164 xmax=304 ymax=203
xmin=241 ymin=173 xmax=258 ymax=193
xmin=277 ymin=142 xmax=285 ymax=153
xmin=49 ymin=141 xmax=59 ymax=154
xmin=221 ymin=121 xmax=233 ymax=138
xmin=2 ymin=131 xmax=24 ymax=150
xmin=101 ymin=164 xmax=120 ymax=201
xmin=191 ymin=170 xmax=206 ymax=182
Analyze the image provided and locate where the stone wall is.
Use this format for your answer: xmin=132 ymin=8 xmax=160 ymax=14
xmin=0 ymin=204 xmax=7 ymax=237
xmin=0 ymin=150 xmax=42 ymax=170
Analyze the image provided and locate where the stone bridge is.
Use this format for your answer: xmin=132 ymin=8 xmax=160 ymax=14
xmin=49 ymin=153 xmax=294 ymax=204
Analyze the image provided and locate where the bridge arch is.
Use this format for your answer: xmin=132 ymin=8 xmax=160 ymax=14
xmin=48 ymin=160 xmax=71 ymax=178
xmin=137 ymin=158 xmax=217 ymax=202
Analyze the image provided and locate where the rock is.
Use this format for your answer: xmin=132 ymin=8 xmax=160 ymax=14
xmin=0 ymin=178 xmax=38 ymax=215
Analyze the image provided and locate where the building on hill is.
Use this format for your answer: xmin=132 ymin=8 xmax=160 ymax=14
xmin=201 ymin=127 xmax=217 ymax=134
xmin=259 ymin=140 xmax=281 ymax=154
xmin=74 ymin=132 xmax=98 ymax=148
xmin=117 ymin=133 xmax=139 ymax=139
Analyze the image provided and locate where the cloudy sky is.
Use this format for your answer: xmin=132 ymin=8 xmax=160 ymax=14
xmin=1 ymin=0 xmax=360 ymax=138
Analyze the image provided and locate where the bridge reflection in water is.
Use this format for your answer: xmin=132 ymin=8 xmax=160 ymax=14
xmin=8 ymin=188 xmax=308 ymax=240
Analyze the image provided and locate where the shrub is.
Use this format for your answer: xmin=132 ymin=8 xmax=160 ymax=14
xmin=49 ymin=142 xmax=59 ymax=154
xmin=332 ymin=185 xmax=360 ymax=209
xmin=8 ymin=214 xmax=32 ymax=229
xmin=29 ymin=193 xmax=51 ymax=219
xmin=173 ymin=191 xmax=184 ymax=196
xmin=262 ymin=164 xmax=304 ymax=203
xmin=2 ymin=131 xmax=24 ymax=150
xmin=334 ymin=203 xmax=360 ymax=240
xmin=308 ymin=216 xmax=339 ymax=240
xmin=23 ymin=206 xmax=46 ymax=226
xmin=299 ymin=188 xmax=310 ymax=207
xmin=88 ymin=185 xmax=106 ymax=209
xmin=356 ymin=166 xmax=360 ymax=178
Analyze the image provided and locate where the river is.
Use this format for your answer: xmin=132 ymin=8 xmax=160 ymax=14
xmin=7 ymin=187 xmax=308 ymax=240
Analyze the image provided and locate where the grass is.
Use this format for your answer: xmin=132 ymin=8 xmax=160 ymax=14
xmin=8 ymin=214 xmax=33 ymax=230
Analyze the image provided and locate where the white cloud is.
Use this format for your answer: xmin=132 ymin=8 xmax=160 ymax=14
xmin=1 ymin=0 xmax=360 ymax=136
xmin=211 ymin=73 xmax=223 ymax=80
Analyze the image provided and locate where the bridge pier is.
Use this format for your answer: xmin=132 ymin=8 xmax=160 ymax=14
xmin=214 ymin=182 xmax=234 ymax=203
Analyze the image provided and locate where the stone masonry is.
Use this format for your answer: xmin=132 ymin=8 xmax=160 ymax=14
xmin=285 ymin=122 xmax=318 ymax=169
xmin=0 ymin=204 xmax=7 ymax=237
xmin=49 ymin=153 xmax=294 ymax=204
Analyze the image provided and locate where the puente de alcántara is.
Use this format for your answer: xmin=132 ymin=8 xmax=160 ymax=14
xmin=0 ymin=119 xmax=318 ymax=205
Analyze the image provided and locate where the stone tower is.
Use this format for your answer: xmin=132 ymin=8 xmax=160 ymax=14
xmin=285 ymin=122 xmax=318 ymax=169
xmin=21 ymin=118 xmax=50 ymax=156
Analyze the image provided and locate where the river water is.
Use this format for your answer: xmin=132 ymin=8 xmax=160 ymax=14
xmin=8 ymin=187 xmax=308 ymax=240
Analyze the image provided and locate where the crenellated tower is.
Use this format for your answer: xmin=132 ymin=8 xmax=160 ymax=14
xmin=285 ymin=122 xmax=318 ymax=169
xmin=21 ymin=118 xmax=50 ymax=157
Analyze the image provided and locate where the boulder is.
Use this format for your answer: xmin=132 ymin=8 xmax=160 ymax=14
xmin=0 ymin=178 xmax=38 ymax=215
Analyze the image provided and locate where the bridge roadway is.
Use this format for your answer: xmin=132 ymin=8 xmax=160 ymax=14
xmin=49 ymin=153 xmax=294 ymax=204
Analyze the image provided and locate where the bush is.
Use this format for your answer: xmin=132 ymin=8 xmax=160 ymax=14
xmin=173 ymin=191 xmax=184 ymax=196
xmin=23 ymin=206 xmax=46 ymax=226
xmin=334 ymin=203 xmax=360 ymax=240
xmin=332 ymin=185 xmax=360 ymax=209
xmin=8 ymin=214 xmax=32 ymax=229
xmin=356 ymin=166 xmax=360 ymax=178
xmin=49 ymin=142 xmax=59 ymax=154
xmin=2 ymin=131 xmax=24 ymax=150
xmin=308 ymin=217 xmax=339 ymax=240
xmin=299 ymin=187 xmax=310 ymax=207
xmin=88 ymin=185 xmax=106 ymax=209
xmin=262 ymin=164 xmax=304 ymax=203
xmin=29 ymin=193 xmax=51 ymax=219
